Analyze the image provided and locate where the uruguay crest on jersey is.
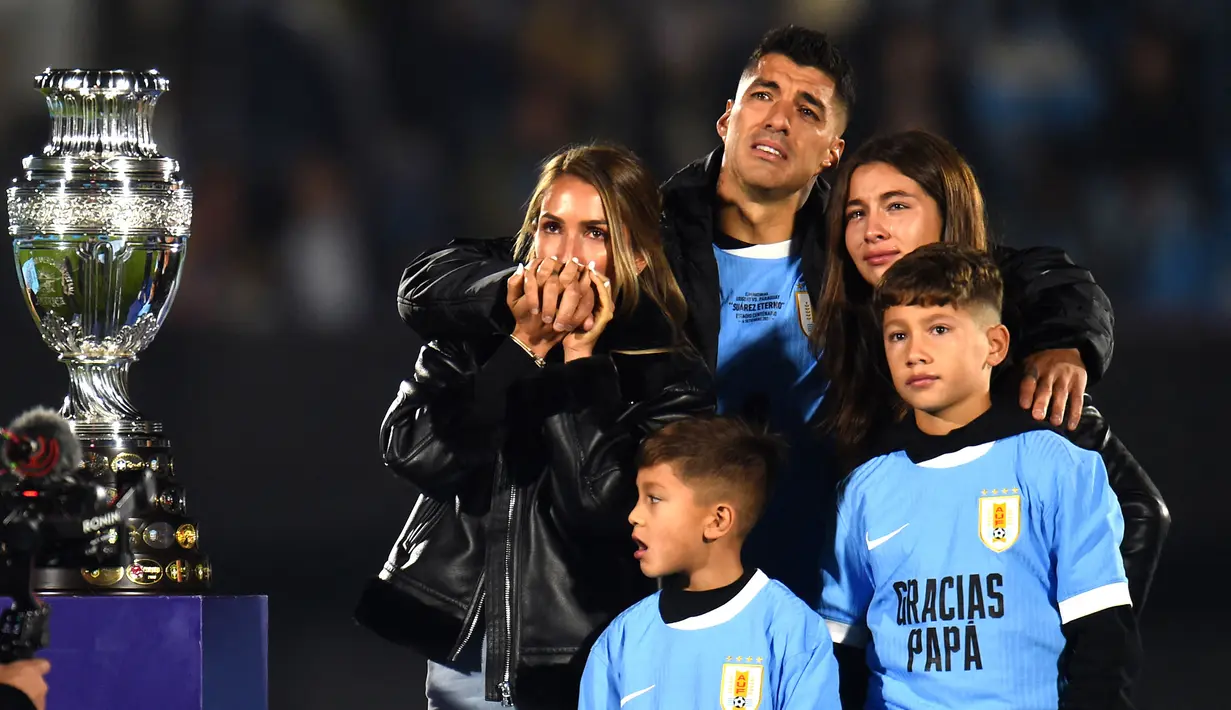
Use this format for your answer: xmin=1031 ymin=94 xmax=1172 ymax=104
xmin=794 ymin=278 xmax=814 ymax=337
xmin=720 ymin=662 xmax=764 ymax=710
xmin=979 ymin=490 xmax=1021 ymax=553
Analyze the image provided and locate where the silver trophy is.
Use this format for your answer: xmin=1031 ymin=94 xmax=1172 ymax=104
xmin=7 ymin=69 xmax=210 ymax=592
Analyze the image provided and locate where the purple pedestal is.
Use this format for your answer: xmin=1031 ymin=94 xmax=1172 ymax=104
xmin=23 ymin=595 xmax=267 ymax=710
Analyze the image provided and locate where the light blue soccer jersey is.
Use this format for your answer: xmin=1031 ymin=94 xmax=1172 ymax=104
xmin=712 ymin=241 xmax=836 ymax=607
xmin=712 ymin=242 xmax=825 ymax=431
xmin=819 ymin=431 xmax=1130 ymax=710
xmin=580 ymin=570 xmax=841 ymax=710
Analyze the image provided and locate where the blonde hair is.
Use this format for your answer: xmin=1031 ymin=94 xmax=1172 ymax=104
xmin=513 ymin=143 xmax=687 ymax=332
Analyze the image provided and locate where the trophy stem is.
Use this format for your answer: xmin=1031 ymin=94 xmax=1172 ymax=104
xmin=61 ymin=357 xmax=145 ymax=424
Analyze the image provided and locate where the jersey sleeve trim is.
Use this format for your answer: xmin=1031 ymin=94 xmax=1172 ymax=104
xmin=1058 ymin=581 xmax=1132 ymax=624
xmin=824 ymin=618 xmax=869 ymax=648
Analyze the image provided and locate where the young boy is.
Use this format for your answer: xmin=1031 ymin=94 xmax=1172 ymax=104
xmin=820 ymin=243 xmax=1139 ymax=709
xmin=580 ymin=416 xmax=841 ymax=709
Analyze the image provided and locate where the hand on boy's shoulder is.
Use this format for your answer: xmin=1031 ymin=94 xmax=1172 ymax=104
xmin=1019 ymin=348 xmax=1088 ymax=431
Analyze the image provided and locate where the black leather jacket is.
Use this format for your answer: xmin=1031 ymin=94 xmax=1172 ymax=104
xmin=1062 ymin=398 xmax=1170 ymax=612
xmin=355 ymin=268 xmax=714 ymax=706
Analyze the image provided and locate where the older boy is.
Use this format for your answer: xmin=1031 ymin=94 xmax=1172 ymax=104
xmin=820 ymin=244 xmax=1138 ymax=709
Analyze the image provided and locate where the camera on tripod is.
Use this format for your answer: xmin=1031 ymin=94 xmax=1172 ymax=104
xmin=0 ymin=407 xmax=155 ymax=662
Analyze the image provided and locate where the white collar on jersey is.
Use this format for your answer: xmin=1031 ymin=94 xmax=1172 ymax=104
xmin=915 ymin=441 xmax=995 ymax=469
xmin=666 ymin=569 xmax=770 ymax=630
xmin=717 ymin=240 xmax=793 ymax=259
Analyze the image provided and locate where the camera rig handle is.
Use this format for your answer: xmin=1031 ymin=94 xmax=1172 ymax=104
xmin=0 ymin=522 xmax=49 ymax=662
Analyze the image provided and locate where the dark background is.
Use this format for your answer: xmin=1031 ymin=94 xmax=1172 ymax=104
xmin=0 ymin=1 xmax=1226 ymax=707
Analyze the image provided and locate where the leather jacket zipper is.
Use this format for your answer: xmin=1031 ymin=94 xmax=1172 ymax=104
xmin=448 ymin=570 xmax=486 ymax=663
xmin=498 ymin=485 xmax=517 ymax=706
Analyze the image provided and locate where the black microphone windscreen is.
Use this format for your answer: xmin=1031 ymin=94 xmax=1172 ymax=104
xmin=6 ymin=406 xmax=82 ymax=474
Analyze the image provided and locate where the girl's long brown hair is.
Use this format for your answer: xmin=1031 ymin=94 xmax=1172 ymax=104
xmin=513 ymin=143 xmax=688 ymax=336
xmin=811 ymin=130 xmax=989 ymax=461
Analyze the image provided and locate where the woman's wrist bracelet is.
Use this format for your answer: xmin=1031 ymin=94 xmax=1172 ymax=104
xmin=509 ymin=333 xmax=546 ymax=368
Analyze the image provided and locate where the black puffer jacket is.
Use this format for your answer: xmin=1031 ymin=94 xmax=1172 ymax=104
xmin=355 ymin=255 xmax=714 ymax=706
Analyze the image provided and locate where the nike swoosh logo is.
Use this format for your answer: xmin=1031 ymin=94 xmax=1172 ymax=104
xmin=866 ymin=523 xmax=910 ymax=550
xmin=620 ymin=685 xmax=655 ymax=706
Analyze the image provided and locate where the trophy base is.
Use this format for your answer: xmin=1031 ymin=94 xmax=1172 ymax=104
xmin=34 ymin=552 xmax=212 ymax=594
xmin=35 ymin=422 xmax=212 ymax=595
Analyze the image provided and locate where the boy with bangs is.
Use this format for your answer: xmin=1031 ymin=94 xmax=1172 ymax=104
xmin=580 ymin=416 xmax=840 ymax=709
xmin=819 ymin=243 xmax=1139 ymax=709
